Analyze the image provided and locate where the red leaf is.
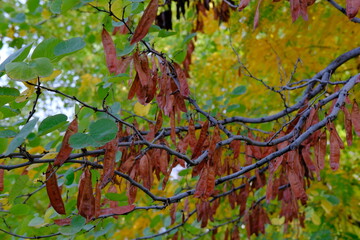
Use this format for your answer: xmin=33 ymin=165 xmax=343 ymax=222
xmin=130 ymin=0 xmax=159 ymax=45
xmin=100 ymin=138 xmax=117 ymax=188
xmin=0 ymin=168 xmax=3 ymax=191
xmin=253 ymin=0 xmax=263 ymax=29
xmin=238 ymin=0 xmax=251 ymax=11
xmin=346 ymin=0 xmax=360 ymax=18
xmin=290 ymin=0 xmax=308 ymax=22
xmin=328 ymin=123 xmax=341 ymax=171
xmin=194 ymin=165 xmax=215 ymax=200
xmin=112 ymin=24 xmax=129 ymax=35
xmin=54 ymin=218 xmax=71 ymax=226
xmin=266 ymin=173 xmax=274 ymax=203
xmin=170 ymin=111 xmax=176 ymax=145
xmin=352 ymin=100 xmax=360 ymax=136
xmin=95 ymin=182 xmax=101 ymax=218
xmin=54 ymin=118 xmax=78 ymax=166
xmin=231 ymin=226 xmax=240 ymax=240
xmin=46 ymin=164 xmax=66 ymax=215
xmin=174 ymin=63 xmax=190 ymax=97
xmin=170 ymin=202 xmax=177 ymax=225
xmin=154 ymin=110 xmax=163 ymax=133
xmin=315 ymin=130 xmax=327 ymax=170
xmin=342 ymin=106 xmax=353 ymax=146
xmin=134 ymin=51 xmax=150 ymax=87
xmin=128 ymin=73 xmax=140 ymax=100
xmin=139 ymin=154 xmax=153 ymax=189
xmin=286 ymin=151 xmax=308 ymax=202
xmin=78 ymin=168 xmax=95 ymax=221
xmin=99 ymin=205 xmax=135 ymax=217
xmin=101 ymin=28 xmax=121 ymax=74
xmin=191 ymin=121 xmax=209 ymax=159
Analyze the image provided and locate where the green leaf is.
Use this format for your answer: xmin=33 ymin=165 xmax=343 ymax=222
xmin=173 ymin=49 xmax=186 ymax=64
xmin=10 ymin=204 xmax=31 ymax=215
xmin=5 ymin=118 xmax=38 ymax=155
xmin=27 ymin=0 xmax=40 ymax=12
xmin=50 ymin=0 xmax=62 ymax=14
xmin=158 ymin=29 xmax=176 ymax=38
xmin=38 ymin=114 xmax=68 ymax=136
xmin=29 ymin=57 xmax=54 ymax=77
xmin=89 ymin=118 xmax=117 ymax=143
xmin=231 ymin=86 xmax=247 ymax=95
xmin=0 ymin=130 xmax=17 ymax=138
xmin=62 ymin=0 xmax=80 ymax=13
xmin=117 ymin=43 xmax=136 ymax=57
xmin=0 ymin=87 xmax=20 ymax=107
xmin=0 ymin=43 xmax=33 ymax=75
xmin=28 ymin=216 xmax=44 ymax=227
xmin=69 ymin=132 xmax=99 ymax=149
xmin=5 ymin=62 xmax=36 ymax=81
xmin=54 ymin=37 xmax=86 ymax=56
xmin=59 ymin=225 xmax=82 ymax=235
xmin=9 ymin=175 xmax=29 ymax=203
xmin=31 ymin=38 xmax=62 ymax=61
xmin=105 ymin=192 xmax=128 ymax=202
xmin=227 ymin=104 xmax=245 ymax=113
xmin=64 ymin=168 xmax=75 ymax=186
xmin=150 ymin=215 xmax=162 ymax=228
xmin=0 ymin=138 xmax=7 ymax=154
xmin=0 ymin=106 xmax=20 ymax=119
xmin=71 ymin=215 xmax=86 ymax=229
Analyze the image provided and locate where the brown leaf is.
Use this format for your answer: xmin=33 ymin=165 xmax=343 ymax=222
xmin=95 ymin=182 xmax=101 ymax=218
xmin=315 ymin=130 xmax=327 ymax=170
xmin=286 ymin=151 xmax=308 ymax=202
xmin=54 ymin=118 xmax=78 ymax=166
xmin=46 ymin=164 xmax=66 ymax=215
xmin=352 ymin=99 xmax=360 ymax=136
xmin=170 ymin=111 xmax=176 ymax=145
xmin=231 ymin=226 xmax=240 ymax=240
xmin=99 ymin=205 xmax=135 ymax=217
xmin=130 ymin=0 xmax=159 ymax=45
xmin=238 ymin=0 xmax=251 ymax=11
xmin=342 ymin=106 xmax=353 ymax=146
xmin=78 ymin=168 xmax=95 ymax=221
xmin=134 ymin=51 xmax=150 ymax=87
xmin=139 ymin=154 xmax=153 ymax=189
xmin=154 ymin=110 xmax=163 ymax=133
xmin=54 ymin=218 xmax=71 ymax=226
xmin=102 ymin=28 xmax=121 ymax=74
xmin=0 ymin=168 xmax=3 ymax=191
xmin=128 ymin=74 xmax=140 ymax=100
xmin=174 ymin=63 xmax=190 ymax=97
xmin=347 ymin=0 xmax=360 ymax=18
xmin=301 ymin=145 xmax=316 ymax=172
xmin=112 ymin=24 xmax=129 ymax=35
xmin=253 ymin=0 xmax=263 ymax=29
xmin=266 ymin=173 xmax=274 ymax=203
xmin=194 ymin=165 xmax=215 ymax=200
xmin=328 ymin=124 xmax=341 ymax=171
xmin=191 ymin=121 xmax=209 ymax=159
xmin=170 ymin=202 xmax=177 ymax=225
xmin=100 ymin=138 xmax=117 ymax=188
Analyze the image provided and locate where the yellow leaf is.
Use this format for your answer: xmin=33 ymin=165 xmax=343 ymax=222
xmin=311 ymin=211 xmax=321 ymax=225
xmin=40 ymin=152 xmax=58 ymax=160
xmin=15 ymin=87 xmax=35 ymax=103
xmin=271 ymin=216 xmax=285 ymax=225
xmin=321 ymin=199 xmax=333 ymax=215
xmin=134 ymin=102 xmax=151 ymax=116
xmin=41 ymin=70 xmax=62 ymax=82
xmin=28 ymin=146 xmax=46 ymax=154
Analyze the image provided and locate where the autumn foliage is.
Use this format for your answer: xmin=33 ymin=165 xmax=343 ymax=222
xmin=0 ymin=0 xmax=360 ymax=239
